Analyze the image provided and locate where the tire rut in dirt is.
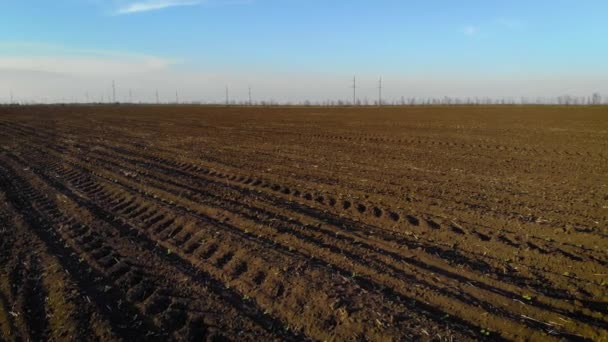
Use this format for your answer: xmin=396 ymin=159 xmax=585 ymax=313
xmin=0 ymin=157 xmax=290 ymax=340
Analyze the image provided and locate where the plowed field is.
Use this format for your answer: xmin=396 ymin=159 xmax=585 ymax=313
xmin=0 ymin=105 xmax=606 ymax=341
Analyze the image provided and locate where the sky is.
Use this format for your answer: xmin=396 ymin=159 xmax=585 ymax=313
xmin=1 ymin=0 xmax=608 ymax=103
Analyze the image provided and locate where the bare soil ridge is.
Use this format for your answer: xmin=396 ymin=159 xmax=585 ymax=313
xmin=0 ymin=105 xmax=606 ymax=341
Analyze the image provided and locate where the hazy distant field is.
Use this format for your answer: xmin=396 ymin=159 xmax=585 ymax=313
xmin=1 ymin=105 xmax=606 ymax=341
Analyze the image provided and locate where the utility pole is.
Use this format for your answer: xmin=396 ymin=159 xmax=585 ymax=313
xmin=378 ymin=77 xmax=383 ymax=106
xmin=352 ymin=76 xmax=357 ymax=106
xmin=155 ymin=89 xmax=160 ymax=104
xmin=248 ymin=85 xmax=252 ymax=106
xmin=112 ymin=80 xmax=116 ymax=103
xmin=225 ymin=86 xmax=229 ymax=106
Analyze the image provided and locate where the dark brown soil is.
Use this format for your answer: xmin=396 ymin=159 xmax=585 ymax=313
xmin=0 ymin=105 xmax=606 ymax=341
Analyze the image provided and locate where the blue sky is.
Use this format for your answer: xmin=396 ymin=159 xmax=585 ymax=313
xmin=2 ymin=0 xmax=608 ymax=103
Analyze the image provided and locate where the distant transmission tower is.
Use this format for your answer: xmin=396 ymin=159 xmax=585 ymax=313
xmin=112 ymin=80 xmax=116 ymax=103
xmin=129 ymin=89 xmax=133 ymax=103
xmin=378 ymin=77 xmax=383 ymax=106
xmin=352 ymin=76 xmax=357 ymax=106
xmin=155 ymin=89 xmax=160 ymax=104
xmin=176 ymin=91 xmax=179 ymax=104
xmin=85 ymin=91 xmax=89 ymax=103
xmin=248 ymin=85 xmax=252 ymax=106
xmin=225 ymin=86 xmax=229 ymax=106
xmin=10 ymin=90 xmax=14 ymax=104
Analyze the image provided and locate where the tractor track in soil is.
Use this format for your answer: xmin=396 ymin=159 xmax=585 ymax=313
xmin=1 ymin=105 xmax=606 ymax=341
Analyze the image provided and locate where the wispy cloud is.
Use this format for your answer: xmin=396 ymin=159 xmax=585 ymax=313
xmin=115 ymin=0 xmax=202 ymax=15
xmin=0 ymin=41 xmax=176 ymax=76
xmin=463 ymin=25 xmax=479 ymax=36
xmin=461 ymin=19 xmax=523 ymax=37
xmin=496 ymin=19 xmax=524 ymax=31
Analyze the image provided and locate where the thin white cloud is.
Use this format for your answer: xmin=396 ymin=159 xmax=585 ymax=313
xmin=463 ymin=25 xmax=478 ymax=36
xmin=460 ymin=19 xmax=523 ymax=38
xmin=496 ymin=18 xmax=524 ymax=30
xmin=116 ymin=0 xmax=201 ymax=14
xmin=0 ymin=42 xmax=176 ymax=76
xmin=0 ymin=56 xmax=172 ymax=76
xmin=0 ymin=41 xmax=176 ymax=62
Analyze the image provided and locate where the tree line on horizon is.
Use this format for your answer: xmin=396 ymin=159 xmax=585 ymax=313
xmin=1 ymin=93 xmax=605 ymax=106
